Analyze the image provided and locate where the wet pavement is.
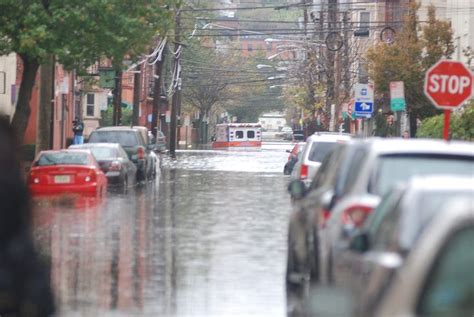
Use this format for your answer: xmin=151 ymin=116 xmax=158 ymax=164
xmin=32 ymin=143 xmax=293 ymax=317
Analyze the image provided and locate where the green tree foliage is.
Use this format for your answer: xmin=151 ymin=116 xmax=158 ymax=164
xmin=0 ymin=0 xmax=174 ymax=141
xmin=366 ymin=3 xmax=454 ymax=134
xmin=100 ymin=106 xmax=132 ymax=127
xmin=417 ymin=102 xmax=474 ymax=140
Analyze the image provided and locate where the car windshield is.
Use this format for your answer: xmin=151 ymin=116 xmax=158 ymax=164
xmin=374 ymin=155 xmax=474 ymax=195
xmin=89 ymin=147 xmax=118 ymax=160
xmin=89 ymin=131 xmax=138 ymax=147
xmin=308 ymin=142 xmax=338 ymax=162
xmin=36 ymin=152 xmax=89 ymax=166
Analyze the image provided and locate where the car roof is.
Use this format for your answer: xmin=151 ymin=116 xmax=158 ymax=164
xmin=70 ymin=143 xmax=121 ymax=149
xmin=360 ymin=138 xmax=474 ymax=157
xmin=39 ymin=149 xmax=92 ymax=154
xmin=307 ymin=132 xmax=351 ymax=142
xmin=95 ymin=126 xmax=140 ymax=132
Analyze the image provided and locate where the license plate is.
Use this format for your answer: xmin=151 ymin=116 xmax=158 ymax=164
xmin=54 ymin=175 xmax=71 ymax=184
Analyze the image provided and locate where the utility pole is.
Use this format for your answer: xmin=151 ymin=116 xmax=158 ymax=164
xmin=132 ymin=65 xmax=141 ymax=126
xmin=170 ymin=8 xmax=181 ymax=157
xmin=326 ymin=0 xmax=338 ymax=124
xmin=112 ymin=69 xmax=123 ymax=126
xmin=36 ymin=55 xmax=54 ymax=154
xmin=151 ymin=43 xmax=166 ymax=138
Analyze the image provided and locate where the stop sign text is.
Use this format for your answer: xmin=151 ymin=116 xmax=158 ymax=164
xmin=424 ymin=60 xmax=473 ymax=110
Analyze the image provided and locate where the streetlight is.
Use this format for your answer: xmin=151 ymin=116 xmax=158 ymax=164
xmin=267 ymin=49 xmax=302 ymax=60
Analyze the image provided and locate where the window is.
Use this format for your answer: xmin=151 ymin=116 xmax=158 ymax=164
xmin=86 ymin=93 xmax=95 ymax=117
xmin=247 ymin=44 xmax=253 ymax=52
xmin=417 ymin=227 xmax=474 ymax=316
xmin=373 ymin=155 xmax=474 ymax=196
xmin=308 ymin=142 xmax=339 ymax=163
xmin=88 ymin=131 xmax=139 ymax=147
xmin=247 ymin=131 xmax=255 ymax=139
xmin=36 ymin=152 xmax=89 ymax=166
xmin=235 ymin=131 xmax=244 ymax=139
xmin=359 ymin=12 xmax=370 ymax=31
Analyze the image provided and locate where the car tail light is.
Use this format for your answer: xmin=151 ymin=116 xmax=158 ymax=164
xmin=341 ymin=204 xmax=374 ymax=228
xmin=137 ymin=147 xmax=145 ymax=160
xmin=85 ymin=169 xmax=97 ymax=182
xmin=109 ymin=161 xmax=122 ymax=171
xmin=28 ymin=172 xmax=40 ymax=184
xmin=300 ymin=164 xmax=309 ymax=179
xmin=320 ymin=208 xmax=331 ymax=228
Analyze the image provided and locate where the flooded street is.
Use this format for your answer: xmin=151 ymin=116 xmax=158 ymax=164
xmin=32 ymin=144 xmax=293 ymax=317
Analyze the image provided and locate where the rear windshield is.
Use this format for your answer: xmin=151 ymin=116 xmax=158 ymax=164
xmin=308 ymin=142 xmax=338 ymax=162
xmin=399 ymin=190 xmax=473 ymax=250
xmin=89 ymin=131 xmax=138 ymax=147
xmin=36 ymin=152 xmax=89 ymax=166
xmin=89 ymin=147 xmax=118 ymax=160
xmin=374 ymin=155 xmax=474 ymax=195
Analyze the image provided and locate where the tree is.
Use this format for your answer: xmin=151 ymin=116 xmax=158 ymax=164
xmin=366 ymin=3 xmax=454 ymax=136
xmin=0 ymin=0 xmax=173 ymax=142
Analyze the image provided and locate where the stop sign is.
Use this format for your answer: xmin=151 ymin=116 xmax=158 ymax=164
xmin=424 ymin=60 xmax=474 ymax=109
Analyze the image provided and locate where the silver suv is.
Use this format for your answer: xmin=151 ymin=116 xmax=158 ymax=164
xmin=291 ymin=132 xmax=351 ymax=185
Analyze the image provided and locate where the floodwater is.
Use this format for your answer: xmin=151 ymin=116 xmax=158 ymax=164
xmin=32 ymin=143 xmax=294 ymax=317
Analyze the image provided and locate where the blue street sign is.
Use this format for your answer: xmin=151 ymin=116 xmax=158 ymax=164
xmin=354 ymin=83 xmax=374 ymax=115
xmin=355 ymin=101 xmax=373 ymax=113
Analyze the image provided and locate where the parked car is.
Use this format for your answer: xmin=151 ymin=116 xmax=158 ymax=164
xmin=69 ymin=143 xmax=137 ymax=189
xmin=28 ymin=149 xmax=107 ymax=197
xmin=291 ymin=132 xmax=351 ymax=186
xmin=287 ymin=141 xmax=364 ymax=284
xmin=284 ymin=142 xmax=305 ymax=175
xmin=374 ymin=198 xmax=474 ymax=317
xmin=339 ymin=176 xmax=474 ymax=316
xmin=292 ymin=130 xmax=305 ymax=142
xmin=155 ymin=130 xmax=167 ymax=152
xmin=280 ymin=126 xmax=293 ymax=140
xmin=88 ymin=126 xmax=155 ymax=181
xmin=287 ymin=138 xmax=474 ymax=286
xmin=132 ymin=126 xmax=158 ymax=177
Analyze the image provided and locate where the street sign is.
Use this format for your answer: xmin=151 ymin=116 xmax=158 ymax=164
xmin=354 ymin=83 xmax=374 ymax=116
xmin=99 ymin=68 xmax=116 ymax=89
xmin=390 ymin=81 xmax=406 ymax=111
xmin=424 ymin=59 xmax=473 ymax=110
xmin=424 ymin=59 xmax=474 ymax=140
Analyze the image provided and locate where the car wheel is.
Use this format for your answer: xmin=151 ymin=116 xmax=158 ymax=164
xmin=138 ymin=168 xmax=147 ymax=183
xmin=308 ymin=228 xmax=320 ymax=282
xmin=286 ymin=224 xmax=309 ymax=287
xmin=122 ymin=177 xmax=128 ymax=195
xmin=327 ymin=249 xmax=334 ymax=285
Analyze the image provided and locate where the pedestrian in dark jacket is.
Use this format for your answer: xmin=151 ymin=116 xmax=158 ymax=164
xmin=72 ymin=117 xmax=84 ymax=144
xmin=0 ymin=117 xmax=55 ymax=317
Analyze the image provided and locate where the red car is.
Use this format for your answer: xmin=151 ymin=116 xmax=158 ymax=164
xmin=28 ymin=150 xmax=108 ymax=197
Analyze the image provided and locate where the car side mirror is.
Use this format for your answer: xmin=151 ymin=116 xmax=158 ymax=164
xmin=288 ymin=180 xmax=307 ymax=200
xmin=286 ymin=149 xmax=291 ymax=153
xmin=349 ymin=232 xmax=370 ymax=253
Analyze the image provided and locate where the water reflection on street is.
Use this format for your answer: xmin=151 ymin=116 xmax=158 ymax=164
xmin=32 ymin=144 xmax=292 ymax=316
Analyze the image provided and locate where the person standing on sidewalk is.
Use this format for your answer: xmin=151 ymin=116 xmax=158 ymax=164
xmin=72 ymin=117 xmax=84 ymax=144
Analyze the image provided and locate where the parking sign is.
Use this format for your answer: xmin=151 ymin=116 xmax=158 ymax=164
xmin=354 ymin=83 xmax=374 ymax=116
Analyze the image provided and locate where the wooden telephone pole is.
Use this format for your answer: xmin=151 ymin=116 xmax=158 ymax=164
xmin=169 ymin=8 xmax=181 ymax=157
